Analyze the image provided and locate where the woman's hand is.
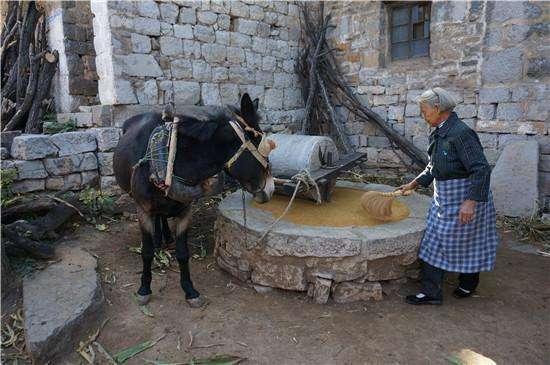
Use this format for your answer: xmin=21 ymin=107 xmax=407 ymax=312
xmin=459 ymin=199 xmax=477 ymax=224
xmin=397 ymin=180 xmax=419 ymax=193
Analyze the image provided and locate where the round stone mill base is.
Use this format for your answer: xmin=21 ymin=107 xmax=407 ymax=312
xmin=214 ymin=181 xmax=431 ymax=304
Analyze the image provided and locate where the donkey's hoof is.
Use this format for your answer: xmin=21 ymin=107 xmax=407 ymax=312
xmin=186 ymin=296 xmax=205 ymax=308
xmin=136 ymin=293 xmax=151 ymax=305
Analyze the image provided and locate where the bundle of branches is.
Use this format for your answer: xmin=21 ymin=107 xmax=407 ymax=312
xmin=296 ymin=3 xmax=428 ymax=169
xmin=1 ymin=1 xmax=59 ymax=133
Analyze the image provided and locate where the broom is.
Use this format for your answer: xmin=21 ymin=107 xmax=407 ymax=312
xmin=360 ymin=189 xmax=412 ymax=221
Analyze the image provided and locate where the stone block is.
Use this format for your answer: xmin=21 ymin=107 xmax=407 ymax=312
xmin=455 ymin=104 xmax=477 ymax=119
xmin=387 ymin=105 xmax=405 ymax=121
xmin=91 ymin=128 xmax=121 ymax=152
xmin=491 ymin=141 xmax=539 ymax=217
xmin=478 ymin=104 xmax=496 ymax=120
xmin=526 ymin=102 xmax=548 ymax=122
xmin=230 ymin=32 xmax=252 ymax=48
xmin=171 ymin=58 xmax=192 ymax=79
xmin=23 ymin=248 xmax=103 ymax=364
xmin=202 ymin=43 xmax=226 ymax=63
xmin=245 ymin=50 xmax=262 ymax=69
xmin=273 ymin=72 xmax=293 ymax=88
xmin=487 ymin=1 xmax=542 ymax=22
xmin=226 ymin=47 xmax=246 ymax=64
xmin=12 ymin=179 xmax=45 ymax=193
xmin=264 ymin=88 xmax=283 ymax=110
xmin=0 ymin=147 xmax=8 ymax=159
xmin=173 ymin=81 xmax=201 ymax=105
xmin=197 ymin=11 xmax=217 ymax=25
xmin=212 ymin=67 xmax=228 ymax=81
xmin=44 ymin=153 xmax=98 ymax=175
xmin=479 ymin=87 xmax=510 ymax=104
xmin=13 ymin=160 xmax=48 ymax=180
xmin=252 ymin=37 xmax=267 ymax=54
xmin=234 ymin=19 xmax=258 ymax=35
xmin=131 ymin=33 xmax=151 ymax=53
xmin=332 ymin=282 xmax=383 ymax=303
xmin=178 ymin=7 xmax=196 ymax=24
xmin=482 ymin=48 xmax=523 ymax=83
xmin=50 ymin=132 xmax=97 ymax=157
xmin=251 ymin=261 xmax=307 ymax=291
xmin=215 ymin=30 xmax=230 ymax=45
xmin=477 ymin=133 xmax=498 ymax=149
xmin=136 ymin=80 xmax=158 ymax=105
xmin=137 ymin=1 xmax=159 ymax=18
xmin=174 ymin=24 xmax=193 ymax=39
xmin=192 ymin=60 xmax=212 ymax=81
xmin=194 ymin=24 xmax=215 ymax=43
xmin=230 ymin=1 xmax=249 ymax=18
xmin=497 ymin=103 xmax=524 ymax=121
xmin=159 ymin=2 xmax=179 ymax=23
xmin=81 ymin=171 xmax=100 ymax=186
xmin=97 ymin=152 xmax=114 ymax=175
xmin=312 ymin=277 xmax=332 ymax=304
xmin=201 ymin=83 xmax=221 ymax=105
xmin=115 ymin=54 xmax=163 ymax=77
xmin=373 ymin=94 xmax=398 ymax=106
xmin=217 ymin=256 xmax=250 ymax=282
xmin=368 ymin=136 xmax=391 ymax=149
xmin=220 ymin=83 xmax=240 ymax=104
xmin=112 ymin=79 xmax=138 ymax=104
xmin=228 ymin=66 xmax=254 ymax=84
xmin=217 ymin=13 xmax=231 ymax=30
xmin=11 ymin=135 xmax=57 ymax=160
xmin=405 ymin=104 xmax=420 ymax=117
xmin=160 ymin=36 xmax=182 ymax=56
xmin=404 ymin=117 xmax=429 ymax=137
xmin=283 ymin=88 xmax=302 ymax=109
xmin=133 ymin=17 xmax=161 ymax=36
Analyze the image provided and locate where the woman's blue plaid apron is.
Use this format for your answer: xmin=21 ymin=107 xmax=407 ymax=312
xmin=419 ymin=178 xmax=499 ymax=273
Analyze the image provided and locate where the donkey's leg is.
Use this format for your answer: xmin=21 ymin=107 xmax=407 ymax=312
xmin=161 ymin=215 xmax=174 ymax=246
xmin=137 ymin=208 xmax=155 ymax=305
xmin=153 ymin=215 xmax=163 ymax=251
xmin=174 ymin=209 xmax=204 ymax=307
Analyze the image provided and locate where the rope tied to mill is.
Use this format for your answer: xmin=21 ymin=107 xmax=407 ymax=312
xmin=254 ymin=169 xmax=320 ymax=243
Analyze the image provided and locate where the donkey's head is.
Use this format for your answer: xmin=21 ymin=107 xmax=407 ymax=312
xmin=223 ymin=93 xmax=276 ymax=203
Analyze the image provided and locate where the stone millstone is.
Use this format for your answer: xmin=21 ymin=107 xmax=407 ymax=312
xmin=23 ymin=247 xmax=104 ymax=363
xmin=214 ymin=182 xmax=431 ymax=303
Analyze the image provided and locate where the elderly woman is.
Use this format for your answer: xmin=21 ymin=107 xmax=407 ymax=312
xmin=399 ymin=87 xmax=499 ymax=305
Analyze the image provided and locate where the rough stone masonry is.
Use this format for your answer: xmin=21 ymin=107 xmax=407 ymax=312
xmin=12 ymin=1 xmax=548 ymax=214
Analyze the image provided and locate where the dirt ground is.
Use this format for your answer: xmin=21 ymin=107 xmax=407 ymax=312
xmin=3 ymin=201 xmax=550 ymax=365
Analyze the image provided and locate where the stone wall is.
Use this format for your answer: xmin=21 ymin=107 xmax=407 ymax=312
xmin=325 ymin=1 xmax=549 ymax=210
xmin=0 ymin=128 xmax=121 ymax=195
xmin=47 ymin=1 xmax=99 ymax=113
xmin=89 ymin=0 xmax=305 ymax=129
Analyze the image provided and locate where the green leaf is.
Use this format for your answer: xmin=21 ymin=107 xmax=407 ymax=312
xmin=139 ymin=305 xmax=154 ymax=318
xmin=187 ymin=355 xmax=245 ymax=365
xmin=113 ymin=335 xmax=165 ymax=364
xmin=128 ymin=246 xmax=142 ymax=254
xmin=95 ymin=224 xmax=108 ymax=231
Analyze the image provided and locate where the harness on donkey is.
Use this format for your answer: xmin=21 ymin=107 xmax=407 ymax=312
xmin=130 ymin=106 xmax=274 ymax=203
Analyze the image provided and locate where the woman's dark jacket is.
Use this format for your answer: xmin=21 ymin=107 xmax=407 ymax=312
xmin=415 ymin=112 xmax=491 ymax=202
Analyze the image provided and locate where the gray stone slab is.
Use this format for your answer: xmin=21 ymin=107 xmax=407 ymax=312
xmin=11 ymin=135 xmax=58 ymax=160
xmin=50 ymin=131 xmax=97 ymax=157
xmin=491 ymin=140 xmax=539 ymax=217
xmin=24 ymin=247 xmax=104 ymax=363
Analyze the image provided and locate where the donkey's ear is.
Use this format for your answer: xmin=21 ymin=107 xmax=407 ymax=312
xmin=252 ymin=98 xmax=259 ymax=111
xmin=240 ymin=93 xmax=255 ymax=115
xmin=178 ymin=118 xmax=219 ymax=142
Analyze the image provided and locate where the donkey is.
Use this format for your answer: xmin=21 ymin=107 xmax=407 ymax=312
xmin=113 ymin=94 xmax=275 ymax=307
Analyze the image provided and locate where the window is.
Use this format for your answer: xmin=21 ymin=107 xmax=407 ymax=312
xmin=389 ymin=2 xmax=431 ymax=61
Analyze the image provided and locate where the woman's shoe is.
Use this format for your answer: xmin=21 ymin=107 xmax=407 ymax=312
xmin=453 ymin=287 xmax=474 ymax=298
xmin=405 ymin=293 xmax=442 ymax=305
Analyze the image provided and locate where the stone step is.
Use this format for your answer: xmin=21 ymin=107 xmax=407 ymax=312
xmin=23 ymin=246 xmax=104 ymax=363
xmin=56 ymin=112 xmax=93 ymax=127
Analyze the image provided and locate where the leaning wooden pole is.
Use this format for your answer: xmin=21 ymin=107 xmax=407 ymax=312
xmin=297 ymin=3 xmax=428 ymax=169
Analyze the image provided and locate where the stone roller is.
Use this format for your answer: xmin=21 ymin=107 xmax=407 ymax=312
xmin=360 ymin=190 xmax=412 ymax=221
